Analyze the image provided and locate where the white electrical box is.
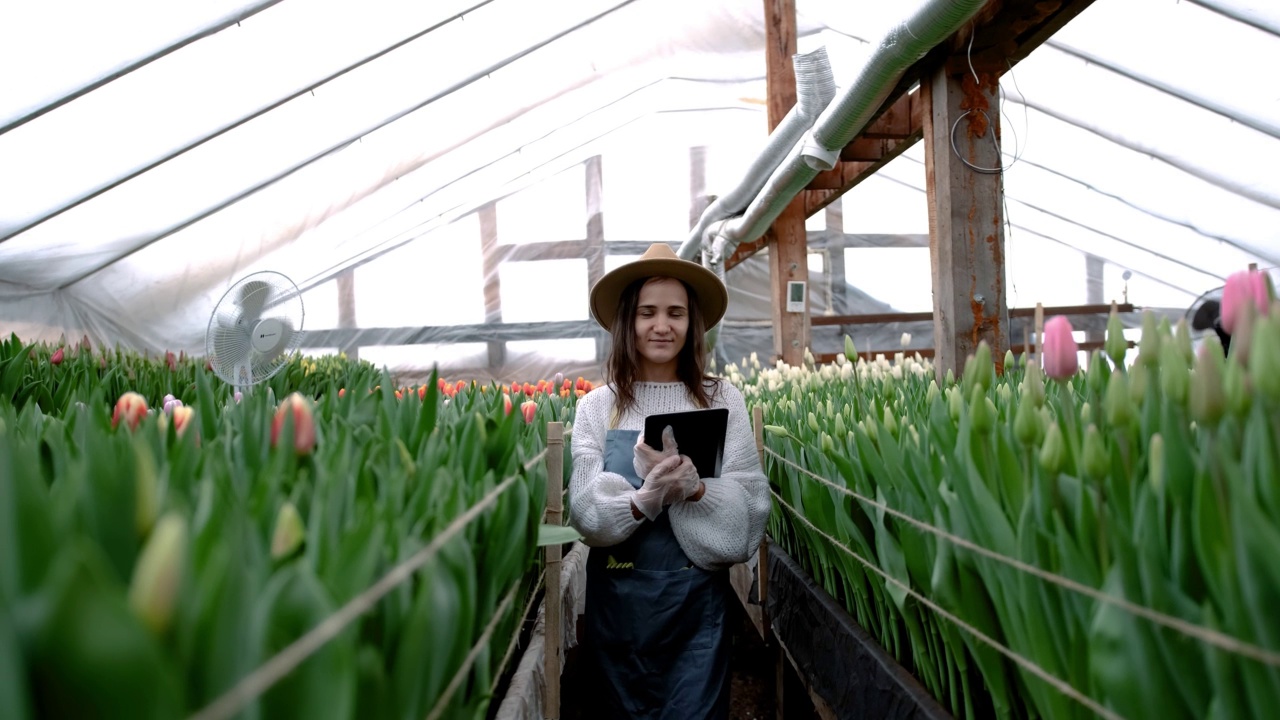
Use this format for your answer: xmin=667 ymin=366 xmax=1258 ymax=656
xmin=786 ymin=281 xmax=806 ymax=313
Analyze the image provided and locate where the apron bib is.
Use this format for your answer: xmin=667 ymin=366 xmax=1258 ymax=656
xmin=581 ymin=428 xmax=731 ymax=720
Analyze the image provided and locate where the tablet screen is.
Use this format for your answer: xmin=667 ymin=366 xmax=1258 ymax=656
xmin=643 ymin=407 xmax=729 ymax=479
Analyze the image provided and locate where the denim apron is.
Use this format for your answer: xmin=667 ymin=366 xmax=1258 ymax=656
xmin=581 ymin=428 xmax=731 ymax=719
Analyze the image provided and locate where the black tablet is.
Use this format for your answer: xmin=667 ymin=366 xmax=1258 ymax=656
xmin=643 ymin=407 xmax=730 ymax=479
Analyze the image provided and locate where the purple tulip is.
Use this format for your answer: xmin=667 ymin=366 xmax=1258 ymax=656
xmin=1041 ymin=316 xmax=1079 ymax=380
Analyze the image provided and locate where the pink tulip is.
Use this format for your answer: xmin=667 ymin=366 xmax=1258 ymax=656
xmin=1221 ymin=269 xmax=1272 ymax=335
xmin=50 ymin=347 xmax=64 ymax=365
xmin=271 ymin=393 xmax=316 ymax=455
xmin=1041 ymin=316 xmax=1079 ymax=380
xmin=504 ymin=394 xmax=513 ymax=416
xmin=521 ymin=400 xmax=537 ymax=424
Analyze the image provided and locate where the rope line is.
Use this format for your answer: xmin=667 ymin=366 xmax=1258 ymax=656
xmin=189 ymin=460 xmax=540 ymax=720
xmin=771 ymin=488 xmax=1125 ymax=720
xmin=425 ymin=578 xmax=523 ymax=720
xmin=488 ymin=569 xmax=547 ymax=697
xmin=764 ymin=446 xmax=1280 ymax=668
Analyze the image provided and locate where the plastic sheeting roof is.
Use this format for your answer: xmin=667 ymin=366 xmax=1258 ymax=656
xmin=2 ymin=0 xmax=1278 ymax=380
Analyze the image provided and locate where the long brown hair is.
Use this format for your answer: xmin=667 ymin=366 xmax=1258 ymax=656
xmin=607 ymin=276 xmax=719 ymax=418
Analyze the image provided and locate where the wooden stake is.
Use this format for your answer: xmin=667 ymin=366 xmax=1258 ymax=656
xmin=1034 ymin=303 xmax=1045 ymax=361
xmin=544 ymin=422 xmax=564 ymax=720
xmin=753 ymin=404 xmax=771 ymax=643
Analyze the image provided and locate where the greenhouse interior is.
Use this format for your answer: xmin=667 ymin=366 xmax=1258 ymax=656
xmin=2 ymin=0 xmax=1278 ymax=718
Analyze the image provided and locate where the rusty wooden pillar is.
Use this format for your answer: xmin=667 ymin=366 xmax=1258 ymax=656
xmin=923 ymin=57 xmax=1008 ymax=380
xmin=763 ymin=0 xmax=809 ymax=366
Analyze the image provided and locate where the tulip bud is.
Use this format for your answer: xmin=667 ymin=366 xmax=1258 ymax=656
xmin=50 ymin=347 xmax=64 ymax=365
xmin=1190 ymin=338 xmax=1227 ymax=427
xmin=1021 ymin=362 xmax=1046 ymax=408
xmin=233 ymin=390 xmax=243 ymax=404
xmin=764 ymin=425 xmax=792 ymax=438
xmin=1251 ymin=314 xmax=1280 ymax=403
xmin=1159 ymin=342 xmax=1190 ymax=408
xmin=927 ymin=380 xmax=941 ymax=406
xmin=1221 ymin=268 xmax=1273 ymax=335
xmin=825 ymin=398 xmax=834 ymax=419
xmin=997 ymin=383 xmax=1013 ymax=407
xmin=1082 ymin=425 xmax=1109 ymax=480
xmin=969 ymin=386 xmax=995 ymax=434
xmin=1104 ymin=371 xmax=1135 ymax=429
xmin=271 ymin=502 xmax=305 ymax=559
xmin=883 ymin=406 xmax=899 ymax=440
xmin=1003 ymin=349 xmax=1015 ymax=375
xmin=821 ymin=432 xmax=835 ymax=454
xmin=947 ymin=387 xmax=963 ymax=423
xmin=844 ymin=335 xmax=857 ymax=364
xmin=1128 ymin=360 xmax=1148 ymax=408
xmin=1105 ymin=308 xmax=1127 ymax=368
xmin=521 ymin=400 xmax=538 ymax=424
xmin=833 ymin=412 xmax=847 ymax=437
xmin=128 ymin=512 xmax=187 ymax=635
xmin=1138 ymin=310 xmax=1161 ymax=368
xmin=271 ymin=393 xmax=316 ymax=455
xmin=1223 ymin=355 xmax=1251 ymax=418
xmin=1087 ymin=351 xmax=1110 ymax=398
xmin=1039 ymin=422 xmax=1066 ymax=475
xmin=1174 ymin=320 xmax=1194 ymax=365
xmin=1148 ymin=434 xmax=1165 ymax=493
xmin=808 ymin=412 xmax=821 ymax=434
xmin=945 ymin=368 xmax=956 ymax=386
xmin=1080 ymin=402 xmax=1092 ymax=425
xmin=1014 ymin=391 xmax=1042 ymax=447
xmin=1042 ymin=316 xmax=1079 ymax=380
xmin=863 ymin=415 xmax=881 ymax=448
xmin=112 ymin=391 xmax=149 ymax=431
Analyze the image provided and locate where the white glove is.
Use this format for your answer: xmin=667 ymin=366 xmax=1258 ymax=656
xmin=634 ymin=425 xmax=678 ymax=478
xmin=631 ymin=454 xmax=701 ymax=521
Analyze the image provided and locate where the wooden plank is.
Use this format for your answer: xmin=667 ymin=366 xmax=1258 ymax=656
xmin=807 ymin=91 xmax=923 ymax=191
xmin=824 ymin=204 xmax=849 ymax=315
xmin=763 ymin=0 xmax=808 ymax=366
xmin=810 ymin=303 xmax=1135 ymax=327
xmin=298 ymin=319 xmax=604 ymax=348
xmin=585 ymin=155 xmax=607 ymax=362
xmin=544 ymin=422 xmax=564 ymax=720
xmin=923 ymin=55 xmax=1008 ymax=381
xmin=812 ymin=339 xmax=1134 ymax=365
xmin=479 ymin=202 xmax=506 ymax=369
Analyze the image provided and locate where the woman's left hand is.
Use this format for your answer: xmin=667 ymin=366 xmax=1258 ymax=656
xmin=634 ymin=425 xmax=679 ymax=478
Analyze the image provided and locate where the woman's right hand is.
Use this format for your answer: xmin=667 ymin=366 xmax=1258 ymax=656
xmin=632 ymin=454 xmax=700 ymax=520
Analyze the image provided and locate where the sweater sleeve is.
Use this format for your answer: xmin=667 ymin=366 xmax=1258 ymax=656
xmin=668 ymin=383 xmax=771 ymax=570
xmin=567 ymin=389 xmax=645 ymax=547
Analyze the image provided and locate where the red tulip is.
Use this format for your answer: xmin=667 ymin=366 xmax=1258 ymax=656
xmin=165 ymin=351 xmax=176 ymax=371
xmin=418 ymin=385 xmax=427 ymax=401
xmin=112 ymin=391 xmax=149 ymax=430
xmin=1221 ymin=269 xmax=1272 ymax=335
xmin=271 ymin=393 xmax=316 ymax=455
xmin=50 ymin=347 xmax=64 ymax=365
xmin=1041 ymin=316 xmax=1079 ymax=380
xmin=504 ymin=394 xmax=513 ymax=415
xmin=338 ymin=388 xmax=346 ymax=398
xmin=521 ymin=400 xmax=537 ymax=424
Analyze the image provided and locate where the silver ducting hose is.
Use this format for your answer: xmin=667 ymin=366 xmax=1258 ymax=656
xmin=709 ymin=0 xmax=989 ymax=266
xmin=678 ymin=46 xmax=835 ymax=262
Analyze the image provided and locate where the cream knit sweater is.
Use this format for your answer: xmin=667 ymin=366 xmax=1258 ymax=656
xmin=568 ymin=380 xmax=770 ymax=571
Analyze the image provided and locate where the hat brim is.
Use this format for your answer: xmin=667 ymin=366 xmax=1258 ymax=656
xmin=589 ymin=256 xmax=728 ymax=332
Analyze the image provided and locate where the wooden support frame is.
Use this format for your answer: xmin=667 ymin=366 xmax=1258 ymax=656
xmin=479 ymin=202 xmax=507 ymax=369
xmin=543 ymin=421 xmax=565 ymax=720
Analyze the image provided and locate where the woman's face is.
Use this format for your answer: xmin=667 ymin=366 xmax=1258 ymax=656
xmin=633 ymin=277 xmax=689 ymax=379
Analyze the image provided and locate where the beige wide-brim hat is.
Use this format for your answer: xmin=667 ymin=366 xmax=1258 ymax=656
xmin=589 ymin=243 xmax=729 ymax=331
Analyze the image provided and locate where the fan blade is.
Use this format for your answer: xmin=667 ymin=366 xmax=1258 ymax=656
xmin=236 ymin=280 xmax=274 ymax=326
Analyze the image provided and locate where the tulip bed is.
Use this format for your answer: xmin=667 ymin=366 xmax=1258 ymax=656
xmin=0 ymin=335 xmax=584 ymax=720
xmin=732 ymin=288 xmax=1280 ymax=720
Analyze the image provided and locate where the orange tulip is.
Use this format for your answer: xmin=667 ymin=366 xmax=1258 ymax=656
xmin=418 ymin=385 xmax=427 ymax=401
xmin=271 ymin=393 xmax=316 ymax=455
xmin=171 ymin=405 xmax=194 ymax=437
xmin=521 ymin=400 xmax=537 ymax=424
xmin=504 ymin=394 xmax=513 ymax=415
xmin=338 ymin=388 xmax=346 ymax=398
xmin=112 ymin=392 xmax=149 ymax=430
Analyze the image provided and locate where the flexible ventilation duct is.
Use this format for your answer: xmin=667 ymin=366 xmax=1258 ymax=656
xmin=677 ymin=46 xmax=835 ymax=262
xmin=694 ymin=0 xmax=990 ymax=275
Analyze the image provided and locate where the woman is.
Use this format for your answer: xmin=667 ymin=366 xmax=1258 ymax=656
xmin=569 ymin=242 xmax=770 ymax=719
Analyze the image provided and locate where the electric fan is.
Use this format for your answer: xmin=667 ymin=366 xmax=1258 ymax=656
xmin=205 ymin=271 xmax=306 ymax=392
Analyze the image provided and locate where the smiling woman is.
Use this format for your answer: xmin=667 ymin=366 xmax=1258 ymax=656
xmin=568 ymin=242 xmax=769 ymax=719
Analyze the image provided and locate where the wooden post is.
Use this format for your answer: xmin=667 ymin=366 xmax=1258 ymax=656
xmin=544 ymin=421 xmax=564 ymax=720
xmin=479 ymin=202 xmax=505 ymax=370
xmin=1034 ymin=303 xmax=1045 ymax=361
xmin=1084 ymin=255 xmax=1105 ymax=350
xmin=763 ymin=0 xmax=808 ymax=366
xmin=922 ymin=59 xmax=1008 ymax=381
xmin=335 ymin=269 xmax=358 ymax=362
xmin=586 ymin=156 xmax=607 ymax=363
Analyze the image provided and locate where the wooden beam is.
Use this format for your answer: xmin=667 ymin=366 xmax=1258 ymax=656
xmin=763 ymin=0 xmax=808 ymax=366
xmin=810 ymin=303 xmax=1136 ymax=327
xmin=478 ymin=202 xmax=505 ymax=368
xmin=335 ymin=269 xmax=358 ymax=362
xmin=923 ymin=56 xmax=1008 ymax=381
xmin=300 ymin=320 xmax=603 ymax=348
xmin=814 ymin=339 xmax=1135 ymax=365
xmin=805 ymin=90 xmax=924 ymax=191
xmin=586 ymin=155 xmax=607 ymax=362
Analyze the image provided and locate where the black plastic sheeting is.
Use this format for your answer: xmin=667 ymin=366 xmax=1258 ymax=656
xmin=764 ymin=540 xmax=953 ymax=720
